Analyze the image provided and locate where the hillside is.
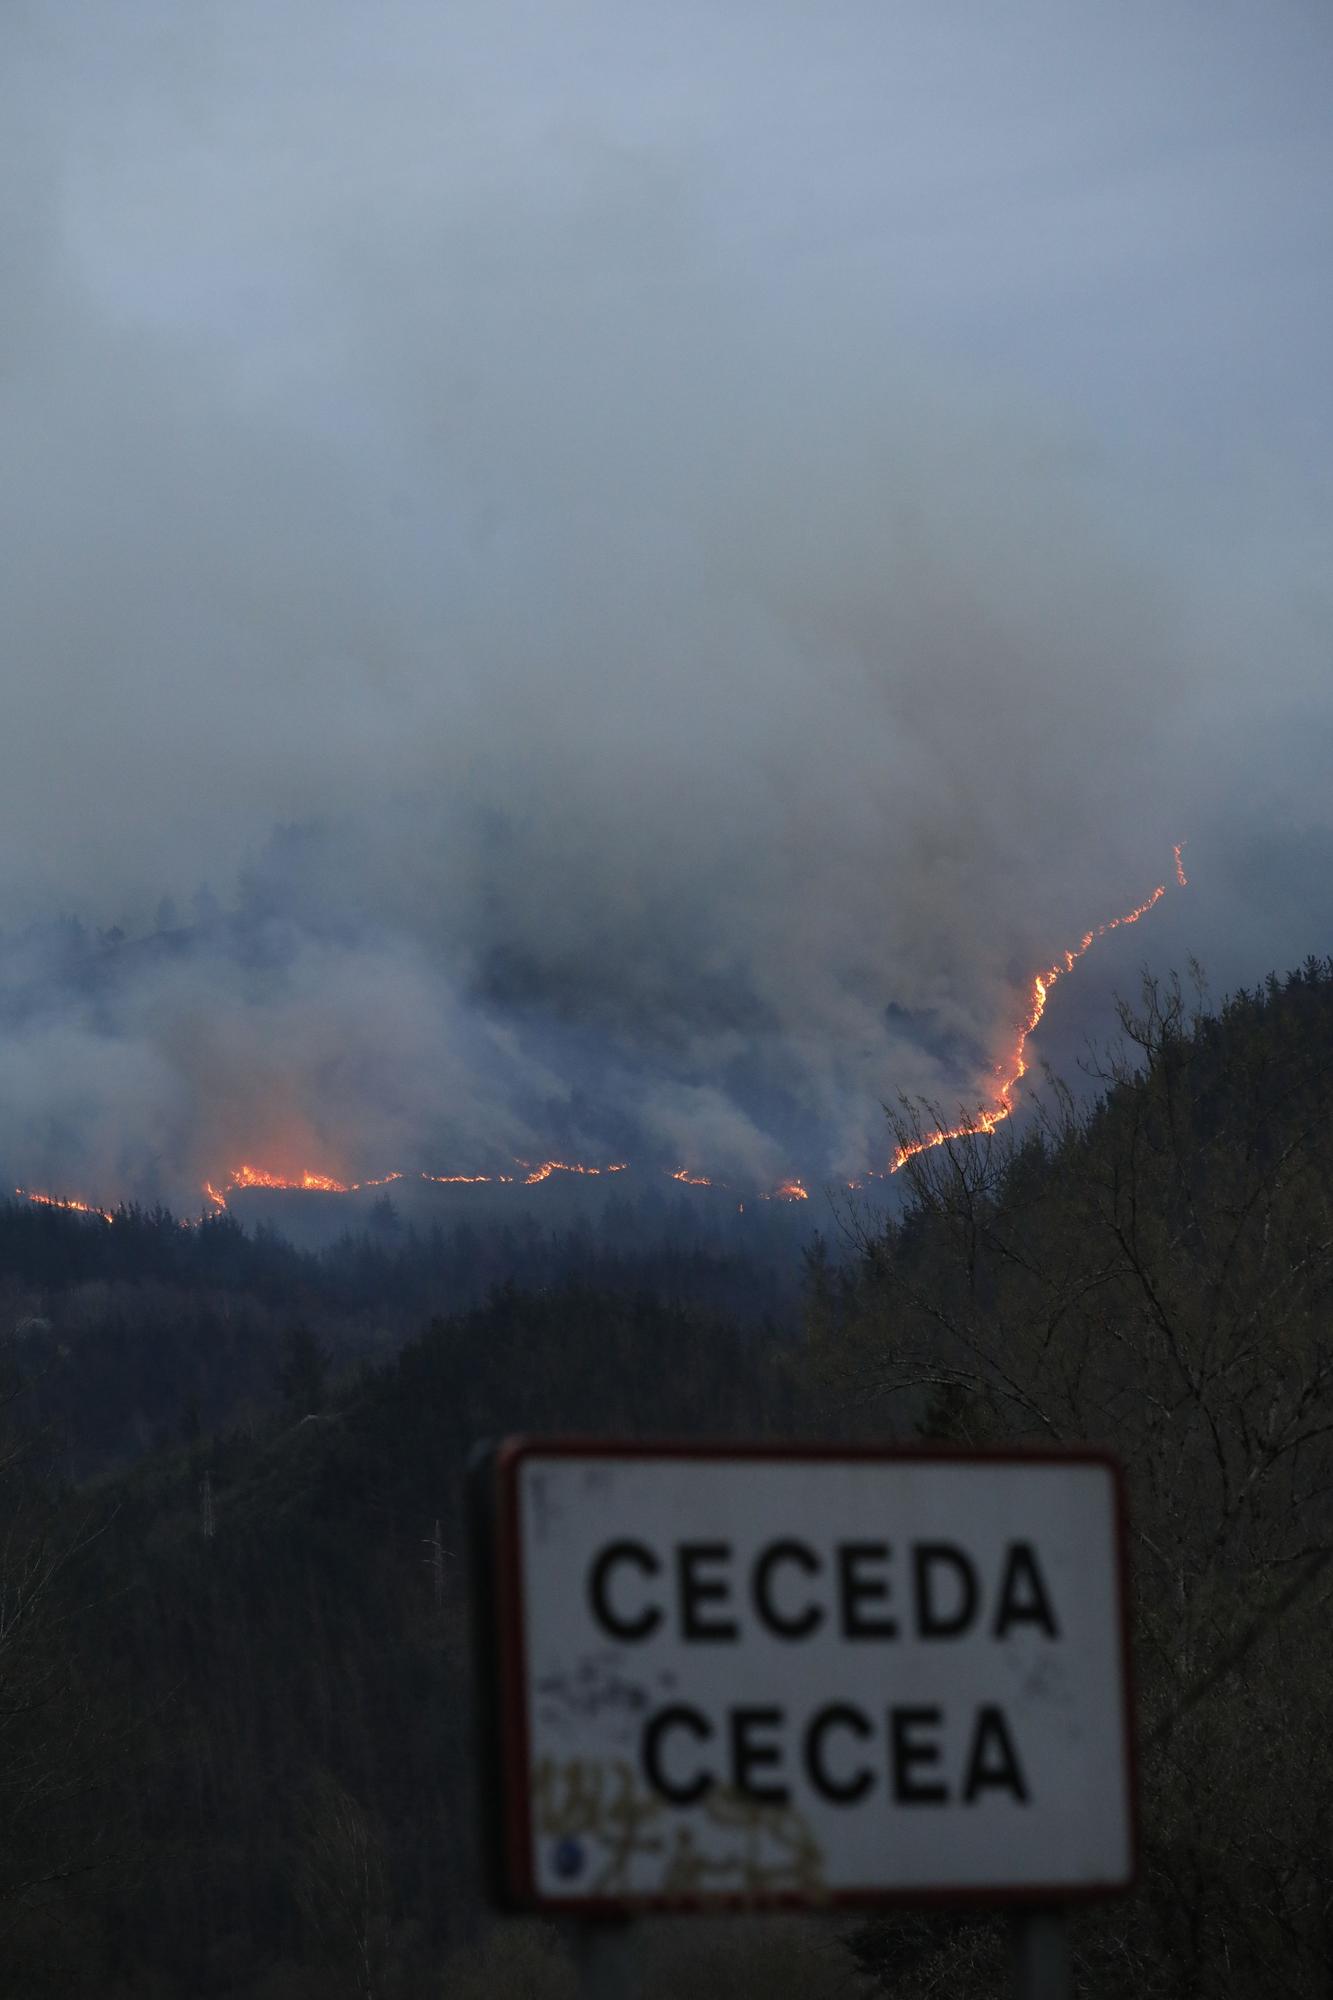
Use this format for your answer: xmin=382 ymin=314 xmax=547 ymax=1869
xmin=0 ymin=1286 xmax=806 ymax=1997
xmin=0 ymin=1189 xmax=809 ymax=1481
xmin=810 ymin=963 xmax=1333 ymax=1994
xmin=3 ymin=964 xmax=1333 ymax=1995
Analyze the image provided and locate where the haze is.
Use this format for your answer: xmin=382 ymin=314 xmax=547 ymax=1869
xmin=1 ymin=0 xmax=1329 ymax=1202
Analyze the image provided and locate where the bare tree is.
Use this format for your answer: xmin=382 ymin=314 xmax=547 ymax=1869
xmin=810 ymin=970 xmax=1333 ymax=1994
xmin=295 ymin=1769 xmax=393 ymax=2000
xmin=0 ymin=1374 xmax=118 ymax=1976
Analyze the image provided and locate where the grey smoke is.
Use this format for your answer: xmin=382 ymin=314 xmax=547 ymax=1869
xmin=0 ymin=1 xmax=1329 ymax=1206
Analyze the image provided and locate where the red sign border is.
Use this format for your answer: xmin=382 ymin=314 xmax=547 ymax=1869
xmin=488 ymin=1436 xmax=1139 ymax=1914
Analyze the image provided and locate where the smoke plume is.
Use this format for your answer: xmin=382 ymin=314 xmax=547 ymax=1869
xmin=1 ymin=1 xmax=1328 ymax=1207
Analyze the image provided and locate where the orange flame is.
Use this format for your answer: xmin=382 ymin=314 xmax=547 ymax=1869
xmin=19 ymin=851 xmax=1193 ymax=1227
xmin=890 ymin=853 xmax=1184 ymax=1174
xmin=31 ymin=1158 xmax=819 ymax=1221
xmin=207 ymin=1158 xmax=631 ymax=1207
xmin=204 ymin=1164 xmax=345 ymax=1208
xmin=226 ymin=1164 xmax=351 ymax=1194
xmin=209 ymin=1161 xmax=809 ymax=1204
xmin=675 ymin=1170 xmax=807 ymax=1202
xmin=17 ymin=1188 xmax=114 ymax=1223
xmin=190 ymin=842 xmax=1185 ymax=1232
xmin=204 ymin=1164 xmax=412 ymax=1208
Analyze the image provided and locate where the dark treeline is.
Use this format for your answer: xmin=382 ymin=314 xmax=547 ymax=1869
xmin=0 ymin=1288 xmax=807 ymax=1997
xmin=0 ymin=1193 xmax=805 ymax=1481
xmin=2 ymin=962 xmax=1333 ymax=1994
xmin=808 ymin=959 xmax=1333 ymax=1995
xmin=0 ymin=1188 xmax=807 ymax=1311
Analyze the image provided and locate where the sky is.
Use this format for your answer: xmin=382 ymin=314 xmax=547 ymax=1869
xmin=0 ymin=0 xmax=1330 ymax=1201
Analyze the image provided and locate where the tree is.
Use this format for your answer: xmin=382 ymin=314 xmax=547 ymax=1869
xmin=295 ymin=1770 xmax=392 ymax=2000
xmin=0 ymin=1374 xmax=121 ymax=1980
xmin=277 ymin=1324 xmax=330 ymax=1413
xmin=368 ymin=1196 xmax=401 ymax=1241
xmin=810 ymin=969 xmax=1333 ymax=1996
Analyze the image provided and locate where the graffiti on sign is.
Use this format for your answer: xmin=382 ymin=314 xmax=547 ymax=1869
xmin=534 ymin=1756 xmax=825 ymax=1897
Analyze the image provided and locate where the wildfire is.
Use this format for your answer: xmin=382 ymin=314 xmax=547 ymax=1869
xmin=25 ymin=845 xmax=1193 ymax=1232
xmin=889 ymin=849 xmax=1185 ymax=1174
xmin=201 ymin=1164 xmax=349 ymax=1211
xmin=11 ymin=839 xmax=1199 ymax=1228
xmin=20 ymin=1159 xmax=823 ymax=1224
xmin=17 ymin=1188 xmax=114 ymax=1223
xmin=204 ymin=1165 xmax=410 ymax=1209
xmin=225 ymin=1164 xmax=352 ymax=1194
xmin=420 ymin=1171 xmax=508 ymax=1186
xmin=672 ymin=1169 xmax=807 ymax=1201
xmin=204 ymin=1158 xmax=633 ymax=1209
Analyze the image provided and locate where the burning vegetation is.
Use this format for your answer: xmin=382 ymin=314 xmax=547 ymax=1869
xmin=14 ymin=1188 xmax=114 ymax=1223
xmin=887 ymin=852 xmax=1184 ymax=1173
xmin=18 ymin=849 xmax=1187 ymax=1226
xmin=196 ymin=1161 xmax=809 ymax=1215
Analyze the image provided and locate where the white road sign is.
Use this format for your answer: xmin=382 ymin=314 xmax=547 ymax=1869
xmin=482 ymin=1442 xmax=1135 ymax=1909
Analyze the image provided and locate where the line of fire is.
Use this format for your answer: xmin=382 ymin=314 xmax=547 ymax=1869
xmin=13 ymin=848 xmax=1188 ymax=1227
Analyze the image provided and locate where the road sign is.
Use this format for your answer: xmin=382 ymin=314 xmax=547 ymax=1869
xmin=474 ymin=1440 xmax=1135 ymax=1911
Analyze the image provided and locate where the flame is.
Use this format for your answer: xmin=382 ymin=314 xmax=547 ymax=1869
xmin=25 ymin=1156 xmax=770 ymax=1224
xmin=671 ymin=1168 xmax=805 ymax=1201
xmin=225 ymin=1164 xmax=352 ymax=1194
xmin=516 ymin=1159 xmax=629 ymax=1185
xmin=20 ymin=1161 xmax=814 ymax=1219
xmin=17 ymin=1188 xmax=114 ymax=1223
xmin=211 ymin=1157 xmax=632 ymax=1208
xmin=17 ymin=849 xmax=1195 ymax=1224
xmin=889 ymin=852 xmax=1184 ymax=1174
xmin=204 ymin=1164 xmax=411 ymax=1208
xmin=23 ymin=836 xmax=1190 ymax=1235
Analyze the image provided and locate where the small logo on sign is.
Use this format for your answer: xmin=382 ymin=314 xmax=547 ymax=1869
xmin=553 ymin=1837 xmax=585 ymax=1880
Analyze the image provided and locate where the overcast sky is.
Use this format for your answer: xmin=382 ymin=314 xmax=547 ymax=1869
xmin=1 ymin=1 xmax=1330 ymax=1194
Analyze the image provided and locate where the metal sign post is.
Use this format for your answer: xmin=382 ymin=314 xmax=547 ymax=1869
xmin=572 ymin=1922 xmax=639 ymax=2000
xmin=1011 ymin=1908 xmax=1071 ymax=2000
xmin=472 ymin=1438 xmax=1133 ymax=1992
xmin=575 ymin=1909 xmax=1072 ymax=2000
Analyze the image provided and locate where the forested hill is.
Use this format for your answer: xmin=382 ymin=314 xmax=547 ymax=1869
xmin=4 ymin=963 xmax=1333 ymax=1996
xmin=0 ymin=1188 xmax=806 ymax=1480
xmin=0 ymin=1289 xmax=807 ymax=1998
xmin=809 ymin=962 xmax=1333 ymax=1994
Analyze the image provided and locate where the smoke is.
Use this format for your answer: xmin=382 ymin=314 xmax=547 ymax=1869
xmin=0 ymin=1 xmax=1329 ymax=1206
